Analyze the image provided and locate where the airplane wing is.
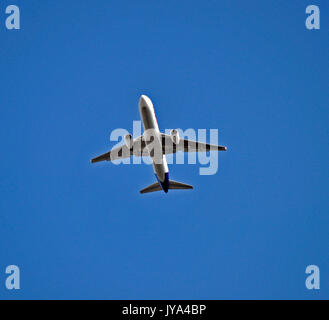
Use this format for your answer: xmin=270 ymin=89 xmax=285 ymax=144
xmin=161 ymin=133 xmax=227 ymax=155
xmin=91 ymin=136 xmax=147 ymax=163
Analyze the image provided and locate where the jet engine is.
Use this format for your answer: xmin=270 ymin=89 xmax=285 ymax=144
xmin=170 ymin=129 xmax=180 ymax=145
xmin=124 ymin=134 xmax=133 ymax=149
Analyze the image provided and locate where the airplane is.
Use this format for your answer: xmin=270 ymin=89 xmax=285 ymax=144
xmin=91 ymin=95 xmax=227 ymax=194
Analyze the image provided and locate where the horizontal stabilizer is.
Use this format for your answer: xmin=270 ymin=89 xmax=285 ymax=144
xmin=169 ymin=180 xmax=193 ymax=190
xmin=140 ymin=182 xmax=162 ymax=194
xmin=140 ymin=180 xmax=193 ymax=194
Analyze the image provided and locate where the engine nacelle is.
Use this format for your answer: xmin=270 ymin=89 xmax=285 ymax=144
xmin=124 ymin=134 xmax=133 ymax=149
xmin=170 ymin=129 xmax=180 ymax=145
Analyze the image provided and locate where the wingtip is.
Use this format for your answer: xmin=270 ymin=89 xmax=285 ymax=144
xmin=90 ymin=158 xmax=100 ymax=164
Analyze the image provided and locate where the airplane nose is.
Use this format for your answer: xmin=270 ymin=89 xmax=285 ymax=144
xmin=139 ymin=95 xmax=148 ymax=105
xmin=139 ymin=95 xmax=152 ymax=111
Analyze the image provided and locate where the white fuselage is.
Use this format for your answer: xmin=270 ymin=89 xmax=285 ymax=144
xmin=139 ymin=95 xmax=169 ymax=184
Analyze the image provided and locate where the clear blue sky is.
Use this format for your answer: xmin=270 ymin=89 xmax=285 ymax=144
xmin=0 ymin=0 xmax=328 ymax=299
